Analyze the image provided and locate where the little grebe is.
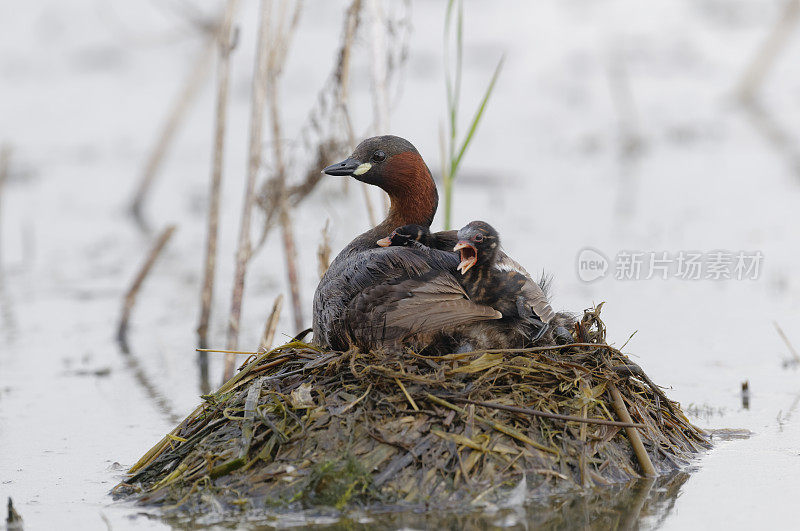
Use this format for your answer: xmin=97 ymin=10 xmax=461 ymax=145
xmin=454 ymin=222 xmax=576 ymax=346
xmin=454 ymin=221 xmax=551 ymax=343
xmin=312 ymin=137 xmax=502 ymax=351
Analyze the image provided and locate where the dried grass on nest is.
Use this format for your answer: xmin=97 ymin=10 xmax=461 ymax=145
xmin=114 ymin=305 xmax=709 ymax=513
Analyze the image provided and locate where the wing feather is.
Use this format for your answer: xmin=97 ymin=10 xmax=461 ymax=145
xmin=346 ymin=270 xmax=501 ymax=347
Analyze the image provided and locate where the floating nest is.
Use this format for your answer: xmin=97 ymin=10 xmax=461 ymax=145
xmin=114 ymin=306 xmax=709 ymax=514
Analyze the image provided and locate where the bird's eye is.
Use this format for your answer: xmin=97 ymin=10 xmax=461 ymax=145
xmin=474 ymin=234 xmax=484 ymax=242
xmin=372 ymin=150 xmax=386 ymax=162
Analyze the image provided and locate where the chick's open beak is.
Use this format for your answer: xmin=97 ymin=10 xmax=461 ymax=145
xmin=376 ymin=236 xmax=392 ymax=247
xmin=454 ymin=241 xmax=478 ymax=274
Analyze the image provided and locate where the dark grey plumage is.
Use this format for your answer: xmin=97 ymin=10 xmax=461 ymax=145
xmin=314 ymin=241 xmax=500 ymax=351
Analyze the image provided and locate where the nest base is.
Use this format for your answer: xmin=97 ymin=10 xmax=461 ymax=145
xmin=114 ymin=307 xmax=709 ymax=514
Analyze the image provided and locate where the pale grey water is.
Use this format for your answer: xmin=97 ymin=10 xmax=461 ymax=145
xmin=2 ymin=1 xmax=800 ymax=529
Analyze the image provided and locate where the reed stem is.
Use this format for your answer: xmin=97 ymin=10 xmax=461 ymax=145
xmin=609 ymin=384 xmax=656 ymax=477
xmin=223 ymin=0 xmax=273 ymax=382
xmin=117 ymin=225 xmax=176 ymax=349
xmin=197 ymin=0 xmax=239 ymax=392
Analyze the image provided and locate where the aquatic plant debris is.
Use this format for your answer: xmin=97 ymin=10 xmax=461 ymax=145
xmin=114 ymin=306 xmax=709 ymax=514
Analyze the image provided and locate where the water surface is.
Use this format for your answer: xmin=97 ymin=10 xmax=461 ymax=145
xmin=2 ymin=1 xmax=800 ymax=528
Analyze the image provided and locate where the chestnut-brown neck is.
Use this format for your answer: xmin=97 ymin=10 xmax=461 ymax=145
xmin=380 ymin=151 xmax=438 ymax=230
xmin=341 ymin=151 xmax=438 ymax=255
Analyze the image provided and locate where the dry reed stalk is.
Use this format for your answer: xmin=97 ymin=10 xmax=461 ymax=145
xmin=608 ymin=383 xmax=656 ymax=477
xmin=368 ymin=0 xmax=390 ymax=215
xmin=196 ymin=348 xmax=256 ymax=355
xmin=223 ymin=1 xmax=273 ymax=382
xmin=448 ymin=397 xmax=645 ymax=428
xmin=279 ymin=206 xmax=303 ymax=331
xmin=577 ymin=379 xmax=589 ymax=486
xmin=395 ymin=376 xmax=419 ymax=411
xmin=223 ymin=0 xmax=304 ymax=381
xmin=317 ymin=219 xmax=332 ymax=278
xmin=197 ymin=0 xmax=239 ymax=392
xmin=117 ymin=225 xmax=177 ymax=349
xmin=579 ymin=401 xmax=588 ymax=486
xmin=425 ymin=393 xmax=558 ymax=455
xmin=265 ymin=59 xmax=304 ymax=334
xmin=130 ymin=35 xmax=215 ymax=231
xmin=341 ymin=0 xmax=378 ymax=226
xmin=737 ymin=0 xmax=800 ymax=102
xmin=774 ymin=320 xmax=800 ymax=363
xmin=321 ymin=0 xmax=376 ymax=226
xmin=369 ymin=0 xmax=411 ymax=126
xmin=264 ymin=0 xmax=304 ymax=333
xmin=255 ymin=0 xmax=409 ymax=242
xmin=251 ymin=0 xmax=378 ymax=244
xmin=368 ymin=0 xmax=389 ymax=133
xmin=337 ymin=0 xmax=360 ymax=114
xmin=259 ymin=294 xmax=284 ymax=351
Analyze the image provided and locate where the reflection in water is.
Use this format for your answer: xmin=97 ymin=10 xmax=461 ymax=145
xmin=518 ymin=473 xmax=688 ymax=531
xmin=778 ymin=391 xmax=800 ymax=432
xmin=684 ymin=403 xmax=727 ymax=422
xmin=0 ymin=274 xmax=17 ymax=343
xmin=741 ymin=380 xmax=750 ymax=410
xmin=786 ymin=392 xmax=800 ymax=421
xmin=118 ymin=340 xmax=181 ymax=425
xmin=197 ymin=350 xmax=211 ymax=396
xmin=160 ymin=472 xmax=691 ymax=530
xmin=0 ymin=146 xmax=18 ymax=342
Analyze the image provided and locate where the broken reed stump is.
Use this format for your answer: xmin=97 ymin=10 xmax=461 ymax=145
xmin=6 ymin=497 xmax=23 ymax=531
xmin=114 ymin=307 xmax=709 ymax=514
xmin=609 ymin=384 xmax=656 ymax=477
xmin=117 ymin=225 xmax=177 ymax=351
xmin=259 ymin=294 xmax=284 ymax=352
